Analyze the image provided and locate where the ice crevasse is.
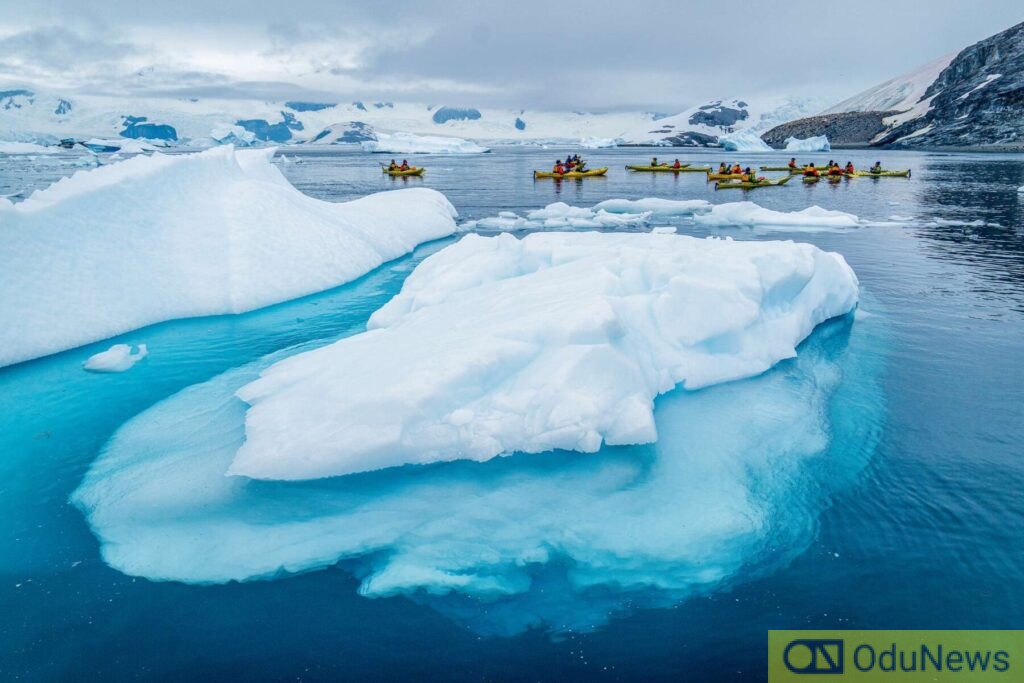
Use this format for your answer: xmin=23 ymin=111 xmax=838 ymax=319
xmin=0 ymin=146 xmax=458 ymax=367
xmin=231 ymin=230 xmax=860 ymax=480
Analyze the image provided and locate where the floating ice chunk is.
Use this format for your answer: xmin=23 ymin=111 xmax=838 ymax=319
xmin=695 ymin=202 xmax=860 ymax=229
xmin=784 ymin=135 xmax=831 ymax=152
xmin=0 ymin=146 xmax=458 ymax=367
xmin=83 ymin=344 xmax=148 ymax=372
xmin=210 ymin=124 xmax=256 ymax=146
xmin=71 ymin=298 xmax=883 ymax=635
xmin=230 ymin=231 xmax=859 ymax=480
xmin=593 ymin=197 xmax=712 ymax=216
xmin=361 ymin=131 xmax=489 ymax=154
xmin=1018 ymin=185 xmax=1024 ymax=193
xmin=718 ymin=129 xmax=772 ymax=151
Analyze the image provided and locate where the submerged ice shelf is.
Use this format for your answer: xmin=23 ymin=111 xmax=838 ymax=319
xmin=0 ymin=146 xmax=457 ymax=367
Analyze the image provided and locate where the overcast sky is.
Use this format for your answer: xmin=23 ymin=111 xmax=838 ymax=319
xmin=1 ymin=1 xmax=1021 ymax=111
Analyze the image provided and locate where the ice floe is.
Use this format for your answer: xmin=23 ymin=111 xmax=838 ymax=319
xmin=694 ymin=202 xmax=860 ymax=229
xmin=230 ymin=231 xmax=859 ymax=480
xmin=718 ymin=128 xmax=772 ymax=152
xmin=0 ymin=141 xmax=59 ymax=155
xmin=83 ymin=343 xmax=148 ymax=372
xmin=0 ymin=146 xmax=457 ymax=367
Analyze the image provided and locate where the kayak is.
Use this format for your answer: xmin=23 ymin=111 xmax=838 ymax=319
xmin=383 ymin=167 xmax=425 ymax=176
xmin=625 ymin=164 xmax=688 ymax=171
xmin=534 ymin=166 xmax=609 ymax=179
xmin=626 ymin=164 xmax=711 ymax=172
xmin=715 ymin=175 xmax=794 ymax=190
xmin=707 ymin=172 xmax=746 ymax=181
xmin=760 ymin=166 xmax=799 ymax=172
xmin=853 ymin=169 xmax=912 ymax=178
xmin=802 ymin=176 xmax=821 ymax=184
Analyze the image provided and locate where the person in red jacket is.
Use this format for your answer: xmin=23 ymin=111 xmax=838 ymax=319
xmin=731 ymin=163 xmax=742 ymax=174
xmin=845 ymin=161 xmax=855 ymax=174
xmin=400 ymin=159 xmax=410 ymax=171
xmin=553 ymin=160 xmax=565 ymax=174
xmin=788 ymin=157 xmax=798 ymax=169
xmin=672 ymin=158 xmax=682 ymax=169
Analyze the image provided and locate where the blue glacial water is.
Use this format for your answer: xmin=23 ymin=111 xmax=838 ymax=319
xmin=1 ymin=146 xmax=1023 ymax=681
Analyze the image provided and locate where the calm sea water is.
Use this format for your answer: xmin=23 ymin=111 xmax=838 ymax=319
xmin=1 ymin=146 xmax=1022 ymax=681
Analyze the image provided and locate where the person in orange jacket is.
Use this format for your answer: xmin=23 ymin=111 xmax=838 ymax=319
xmin=827 ymin=163 xmax=843 ymax=176
xmin=803 ymin=163 xmax=820 ymax=177
xmin=553 ymin=160 xmax=565 ymax=174
xmin=731 ymin=163 xmax=742 ymax=174
xmin=400 ymin=159 xmax=411 ymax=171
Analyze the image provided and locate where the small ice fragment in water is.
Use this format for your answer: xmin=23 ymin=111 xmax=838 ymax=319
xmin=83 ymin=344 xmax=148 ymax=373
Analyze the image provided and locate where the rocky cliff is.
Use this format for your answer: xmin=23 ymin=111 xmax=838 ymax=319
xmin=761 ymin=111 xmax=899 ymax=147
xmin=877 ymin=21 xmax=1024 ymax=148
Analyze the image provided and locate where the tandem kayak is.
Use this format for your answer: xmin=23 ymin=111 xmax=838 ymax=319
xmin=715 ymin=175 xmax=794 ymax=190
xmin=760 ymin=166 xmax=800 ymax=172
xmin=383 ymin=167 xmax=425 ymax=176
xmin=626 ymin=164 xmax=710 ymax=172
xmin=853 ymin=169 xmax=912 ymax=178
xmin=534 ymin=166 xmax=609 ymax=179
xmin=707 ymin=172 xmax=747 ymax=181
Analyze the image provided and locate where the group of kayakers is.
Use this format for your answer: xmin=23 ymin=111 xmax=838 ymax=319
xmin=799 ymin=159 xmax=860 ymax=178
xmin=552 ymin=154 xmax=588 ymax=174
xmin=387 ymin=159 xmax=413 ymax=171
xmin=649 ymin=157 xmax=687 ymax=169
xmin=716 ymin=162 xmax=765 ymax=183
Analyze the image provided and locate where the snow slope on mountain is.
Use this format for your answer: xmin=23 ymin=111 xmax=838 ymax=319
xmin=823 ymin=52 xmax=957 ymax=116
xmin=622 ymin=96 xmax=824 ymax=145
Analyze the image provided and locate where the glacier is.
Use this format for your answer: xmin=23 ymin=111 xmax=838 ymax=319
xmin=361 ymin=131 xmax=490 ymax=154
xmin=71 ymin=246 xmax=881 ymax=635
xmin=0 ymin=146 xmax=457 ymax=367
xmin=784 ymin=135 xmax=831 ymax=152
xmin=230 ymin=231 xmax=859 ymax=480
xmin=0 ymin=141 xmax=58 ymax=155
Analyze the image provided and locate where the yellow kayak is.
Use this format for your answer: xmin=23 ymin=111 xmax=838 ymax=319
xmin=715 ymin=175 xmax=794 ymax=190
xmin=707 ymin=172 xmax=746 ymax=181
xmin=625 ymin=164 xmax=688 ymax=171
xmin=383 ymin=167 xmax=425 ymax=176
xmin=534 ymin=166 xmax=609 ymax=179
xmin=853 ymin=169 xmax=912 ymax=178
xmin=760 ymin=166 xmax=800 ymax=172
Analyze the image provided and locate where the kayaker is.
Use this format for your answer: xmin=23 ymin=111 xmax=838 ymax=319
xmin=718 ymin=162 xmax=729 ymax=174
xmin=845 ymin=161 xmax=855 ymax=174
xmin=742 ymin=167 xmax=754 ymax=182
xmin=827 ymin=164 xmax=842 ymax=176
xmin=870 ymin=161 xmax=883 ymax=174
xmin=672 ymin=159 xmax=682 ymax=169
xmin=388 ymin=159 xmax=398 ymax=171
xmin=400 ymin=159 xmax=411 ymax=171
xmin=803 ymin=163 xmax=820 ymax=178
xmin=553 ymin=160 xmax=565 ymax=174
xmin=731 ymin=163 xmax=742 ymax=174
xmin=788 ymin=158 xmax=798 ymax=169
xmin=651 ymin=157 xmax=662 ymax=167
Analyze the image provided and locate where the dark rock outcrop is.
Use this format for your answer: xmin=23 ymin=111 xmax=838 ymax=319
xmin=761 ymin=111 xmax=899 ymax=147
xmin=877 ymin=20 xmax=1024 ymax=148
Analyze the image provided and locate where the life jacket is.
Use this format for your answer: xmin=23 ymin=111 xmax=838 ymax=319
xmin=845 ymin=164 xmax=855 ymax=174
xmin=828 ymin=166 xmax=842 ymax=175
xmin=554 ymin=164 xmax=565 ymax=174
xmin=672 ymin=161 xmax=681 ymax=169
xmin=788 ymin=161 xmax=797 ymax=168
xmin=731 ymin=165 xmax=742 ymax=174
xmin=400 ymin=164 xmax=410 ymax=171
xmin=804 ymin=167 xmax=819 ymax=177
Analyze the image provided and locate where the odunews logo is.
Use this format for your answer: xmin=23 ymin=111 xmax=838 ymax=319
xmin=768 ymin=631 xmax=1022 ymax=682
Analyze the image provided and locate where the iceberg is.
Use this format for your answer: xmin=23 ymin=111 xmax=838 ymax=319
xmin=0 ymin=146 xmax=457 ymax=367
xmin=579 ymin=136 xmax=624 ymax=149
xmin=71 ymin=246 xmax=880 ymax=635
xmin=361 ymin=131 xmax=490 ymax=154
xmin=593 ymin=197 xmax=712 ymax=216
xmin=83 ymin=343 xmax=148 ymax=372
xmin=230 ymin=231 xmax=859 ymax=480
xmin=694 ymin=202 xmax=860 ymax=229
xmin=718 ymin=128 xmax=772 ymax=152
xmin=784 ymin=135 xmax=831 ymax=152
xmin=210 ymin=124 xmax=256 ymax=146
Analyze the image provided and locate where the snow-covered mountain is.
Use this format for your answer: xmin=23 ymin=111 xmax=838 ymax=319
xmin=0 ymin=86 xmax=823 ymax=149
xmin=824 ymin=53 xmax=957 ymax=117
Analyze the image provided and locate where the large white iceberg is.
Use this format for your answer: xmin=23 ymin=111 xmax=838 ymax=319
xmin=230 ymin=231 xmax=859 ymax=480
xmin=718 ymin=128 xmax=772 ymax=152
xmin=695 ymin=202 xmax=860 ymax=229
xmin=784 ymin=135 xmax=831 ymax=152
xmin=71 ymin=252 xmax=881 ymax=635
xmin=0 ymin=146 xmax=457 ymax=367
xmin=361 ymin=131 xmax=490 ymax=154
